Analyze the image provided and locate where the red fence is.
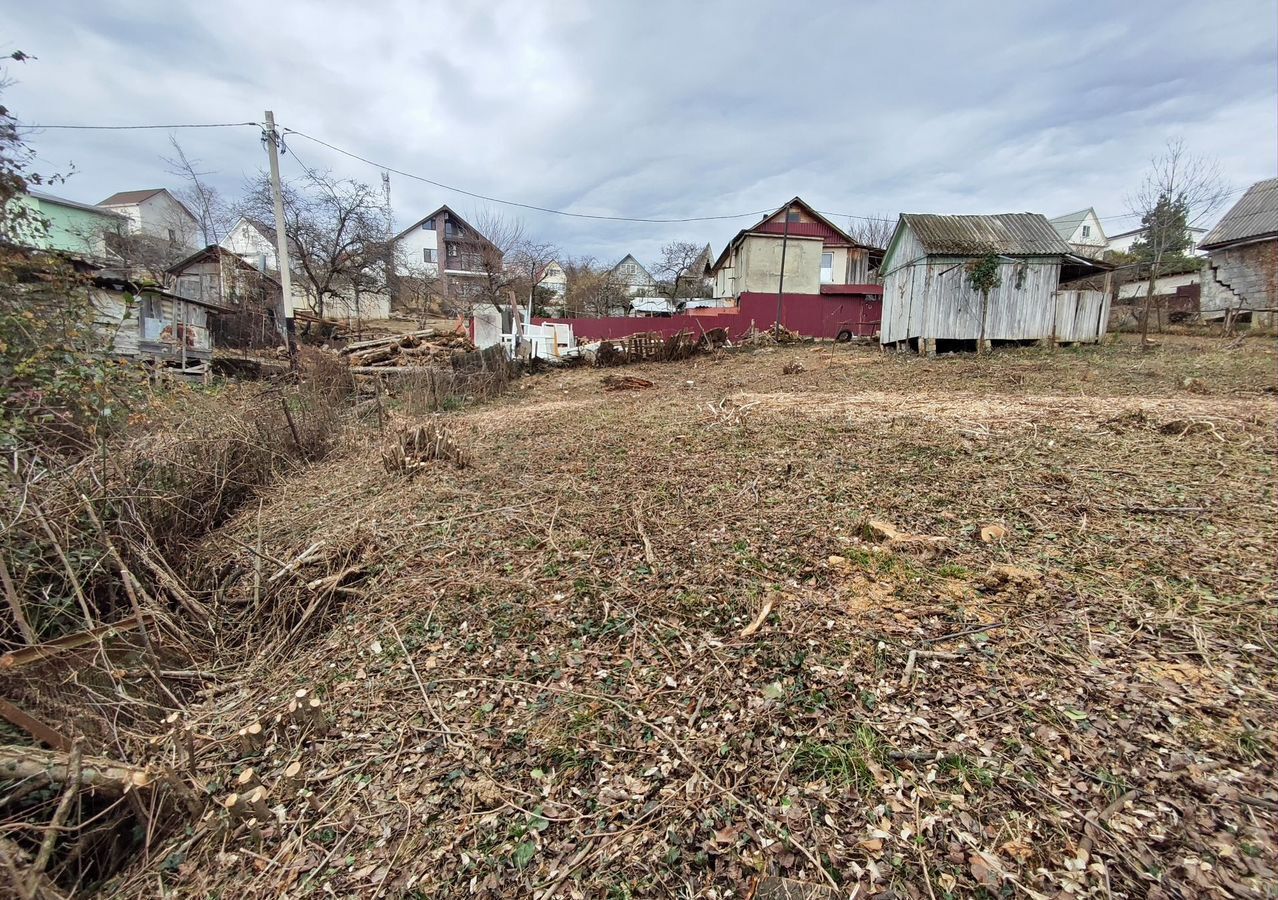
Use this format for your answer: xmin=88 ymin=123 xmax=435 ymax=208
xmin=536 ymin=288 xmax=882 ymax=343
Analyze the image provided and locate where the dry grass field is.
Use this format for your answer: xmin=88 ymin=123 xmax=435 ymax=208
xmin=115 ymin=334 xmax=1277 ymax=899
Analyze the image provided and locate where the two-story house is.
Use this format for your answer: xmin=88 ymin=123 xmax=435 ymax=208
xmin=607 ymin=254 xmax=657 ymax=295
xmin=709 ymin=197 xmax=880 ymax=302
xmin=97 ymin=189 xmax=202 ymax=253
xmin=393 ymin=205 xmax=500 ymax=307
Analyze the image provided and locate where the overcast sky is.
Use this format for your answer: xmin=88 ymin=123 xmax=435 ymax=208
xmin=4 ymin=0 xmax=1275 ymax=265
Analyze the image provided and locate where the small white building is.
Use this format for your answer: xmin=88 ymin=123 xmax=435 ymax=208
xmin=221 ymin=217 xmax=280 ymax=272
xmin=1048 ymin=208 xmax=1108 ymax=259
xmin=97 ymin=189 xmax=202 ymax=252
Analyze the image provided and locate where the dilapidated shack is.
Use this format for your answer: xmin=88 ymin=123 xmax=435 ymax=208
xmin=879 ymin=213 xmax=1109 ymax=353
xmin=92 ymin=276 xmax=223 ymax=373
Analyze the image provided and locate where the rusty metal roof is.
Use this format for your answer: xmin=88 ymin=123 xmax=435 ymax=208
xmin=903 ymin=213 xmax=1072 ymax=256
xmin=1200 ymin=178 xmax=1278 ymax=249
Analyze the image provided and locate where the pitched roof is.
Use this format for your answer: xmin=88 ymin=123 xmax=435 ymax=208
xmin=392 ymin=204 xmax=494 ymax=247
xmin=902 ymin=213 xmax=1072 ymax=256
xmin=711 ymin=197 xmax=873 ymax=272
xmin=27 ymin=190 xmax=128 ymax=219
xmin=609 ymin=254 xmax=654 ymax=279
xmin=1199 ymin=178 xmax=1278 ymax=250
xmin=98 ymin=188 xmax=166 ymax=206
xmin=166 ymin=244 xmax=282 ymax=284
xmin=1048 ymin=208 xmax=1094 ymax=240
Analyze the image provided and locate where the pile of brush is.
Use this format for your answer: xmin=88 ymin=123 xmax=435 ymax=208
xmin=381 ymin=421 xmax=469 ymax=473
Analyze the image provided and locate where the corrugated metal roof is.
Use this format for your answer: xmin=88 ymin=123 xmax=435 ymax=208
xmin=1199 ymin=178 xmax=1278 ymax=249
xmin=98 ymin=188 xmax=166 ymax=206
xmin=903 ymin=213 xmax=1072 ymax=256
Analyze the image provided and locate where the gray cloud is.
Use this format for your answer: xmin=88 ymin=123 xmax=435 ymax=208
xmin=4 ymin=0 xmax=1274 ymax=267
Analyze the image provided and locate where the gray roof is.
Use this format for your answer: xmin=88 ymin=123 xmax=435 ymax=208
xmin=903 ymin=213 xmax=1072 ymax=256
xmin=1199 ymin=178 xmax=1278 ymax=250
xmin=27 ymin=190 xmax=127 ymax=219
xmin=1048 ymin=208 xmax=1092 ymax=241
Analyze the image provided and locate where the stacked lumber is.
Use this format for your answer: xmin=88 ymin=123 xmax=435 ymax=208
xmin=341 ymin=329 xmax=476 ymax=370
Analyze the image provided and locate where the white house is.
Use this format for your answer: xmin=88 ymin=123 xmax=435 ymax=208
xmin=219 ymin=217 xmax=391 ymax=324
xmin=1107 ymin=224 xmax=1208 ymax=257
xmin=221 ymin=217 xmax=280 ymax=272
xmin=608 ymin=253 xmax=657 ymax=295
xmin=538 ymin=260 xmax=568 ymax=297
xmin=391 ymin=205 xmax=499 ymax=309
xmin=1048 ymin=208 xmax=1108 ymax=259
xmin=97 ymin=189 xmax=202 ymax=252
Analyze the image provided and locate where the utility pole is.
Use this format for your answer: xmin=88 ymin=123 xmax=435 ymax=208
xmin=263 ymin=111 xmax=296 ymax=360
xmin=774 ymin=199 xmax=793 ymax=338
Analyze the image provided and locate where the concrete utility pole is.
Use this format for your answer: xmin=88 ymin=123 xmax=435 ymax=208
xmin=774 ymin=200 xmax=793 ymax=337
xmin=263 ymin=111 xmax=295 ymax=355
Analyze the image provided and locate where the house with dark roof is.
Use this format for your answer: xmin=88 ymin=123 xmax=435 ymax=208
xmin=1048 ymin=208 xmax=1108 ymax=259
xmin=709 ymin=197 xmax=880 ymax=302
xmin=391 ymin=205 xmax=503 ymax=310
xmin=97 ymin=188 xmax=201 ymax=253
xmin=879 ymin=212 xmax=1110 ymax=352
xmin=1199 ymin=177 xmax=1278 ymax=329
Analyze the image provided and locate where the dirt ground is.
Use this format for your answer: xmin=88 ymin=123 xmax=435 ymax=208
xmin=117 ymin=334 xmax=1278 ymax=899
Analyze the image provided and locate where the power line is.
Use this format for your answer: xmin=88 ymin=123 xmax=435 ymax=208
xmin=281 ymin=127 xmax=776 ymax=224
xmin=22 ymin=121 xmax=261 ymax=131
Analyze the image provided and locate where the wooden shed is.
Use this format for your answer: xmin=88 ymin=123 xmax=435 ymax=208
xmin=91 ymin=276 xmax=224 ymax=373
xmin=879 ymin=213 xmax=1110 ymax=353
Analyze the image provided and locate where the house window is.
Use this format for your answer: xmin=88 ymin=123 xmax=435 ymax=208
xmin=168 ymin=228 xmax=177 ymax=244
xmin=445 ymin=221 xmax=461 ymax=238
xmin=621 ymin=263 xmax=636 ymax=275
xmin=422 ymin=219 xmax=436 ymax=230
xmin=423 ymin=248 xmax=438 ymax=263
xmin=447 ymin=243 xmax=459 ymax=258
xmin=1081 ymin=225 xmax=1091 ymax=238
xmin=820 ymin=252 xmax=834 ymax=283
xmin=786 ymin=209 xmax=801 ymax=223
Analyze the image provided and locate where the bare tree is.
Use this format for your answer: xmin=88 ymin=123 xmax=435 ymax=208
xmin=562 ymin=256 xmax=630 ymax=318
xmin=453 ymin=209 xmax=524 ymax=318
xmin=507 ymin=238 xmax=560 ymax=318
xmin=847 ymin=214 xmax=897 ymax=251
xmin=1127 ymin=140 xmax=1228 ymax=349
xmin=392 ymin=244 xmax=441 ymax=326
xmin=164 ymin=137 xmax=236 ymax=246
xmin=241 ymin=169 xmax=390 ymax=321
xmin=651 ymin=240 xmax=710 ymax=302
